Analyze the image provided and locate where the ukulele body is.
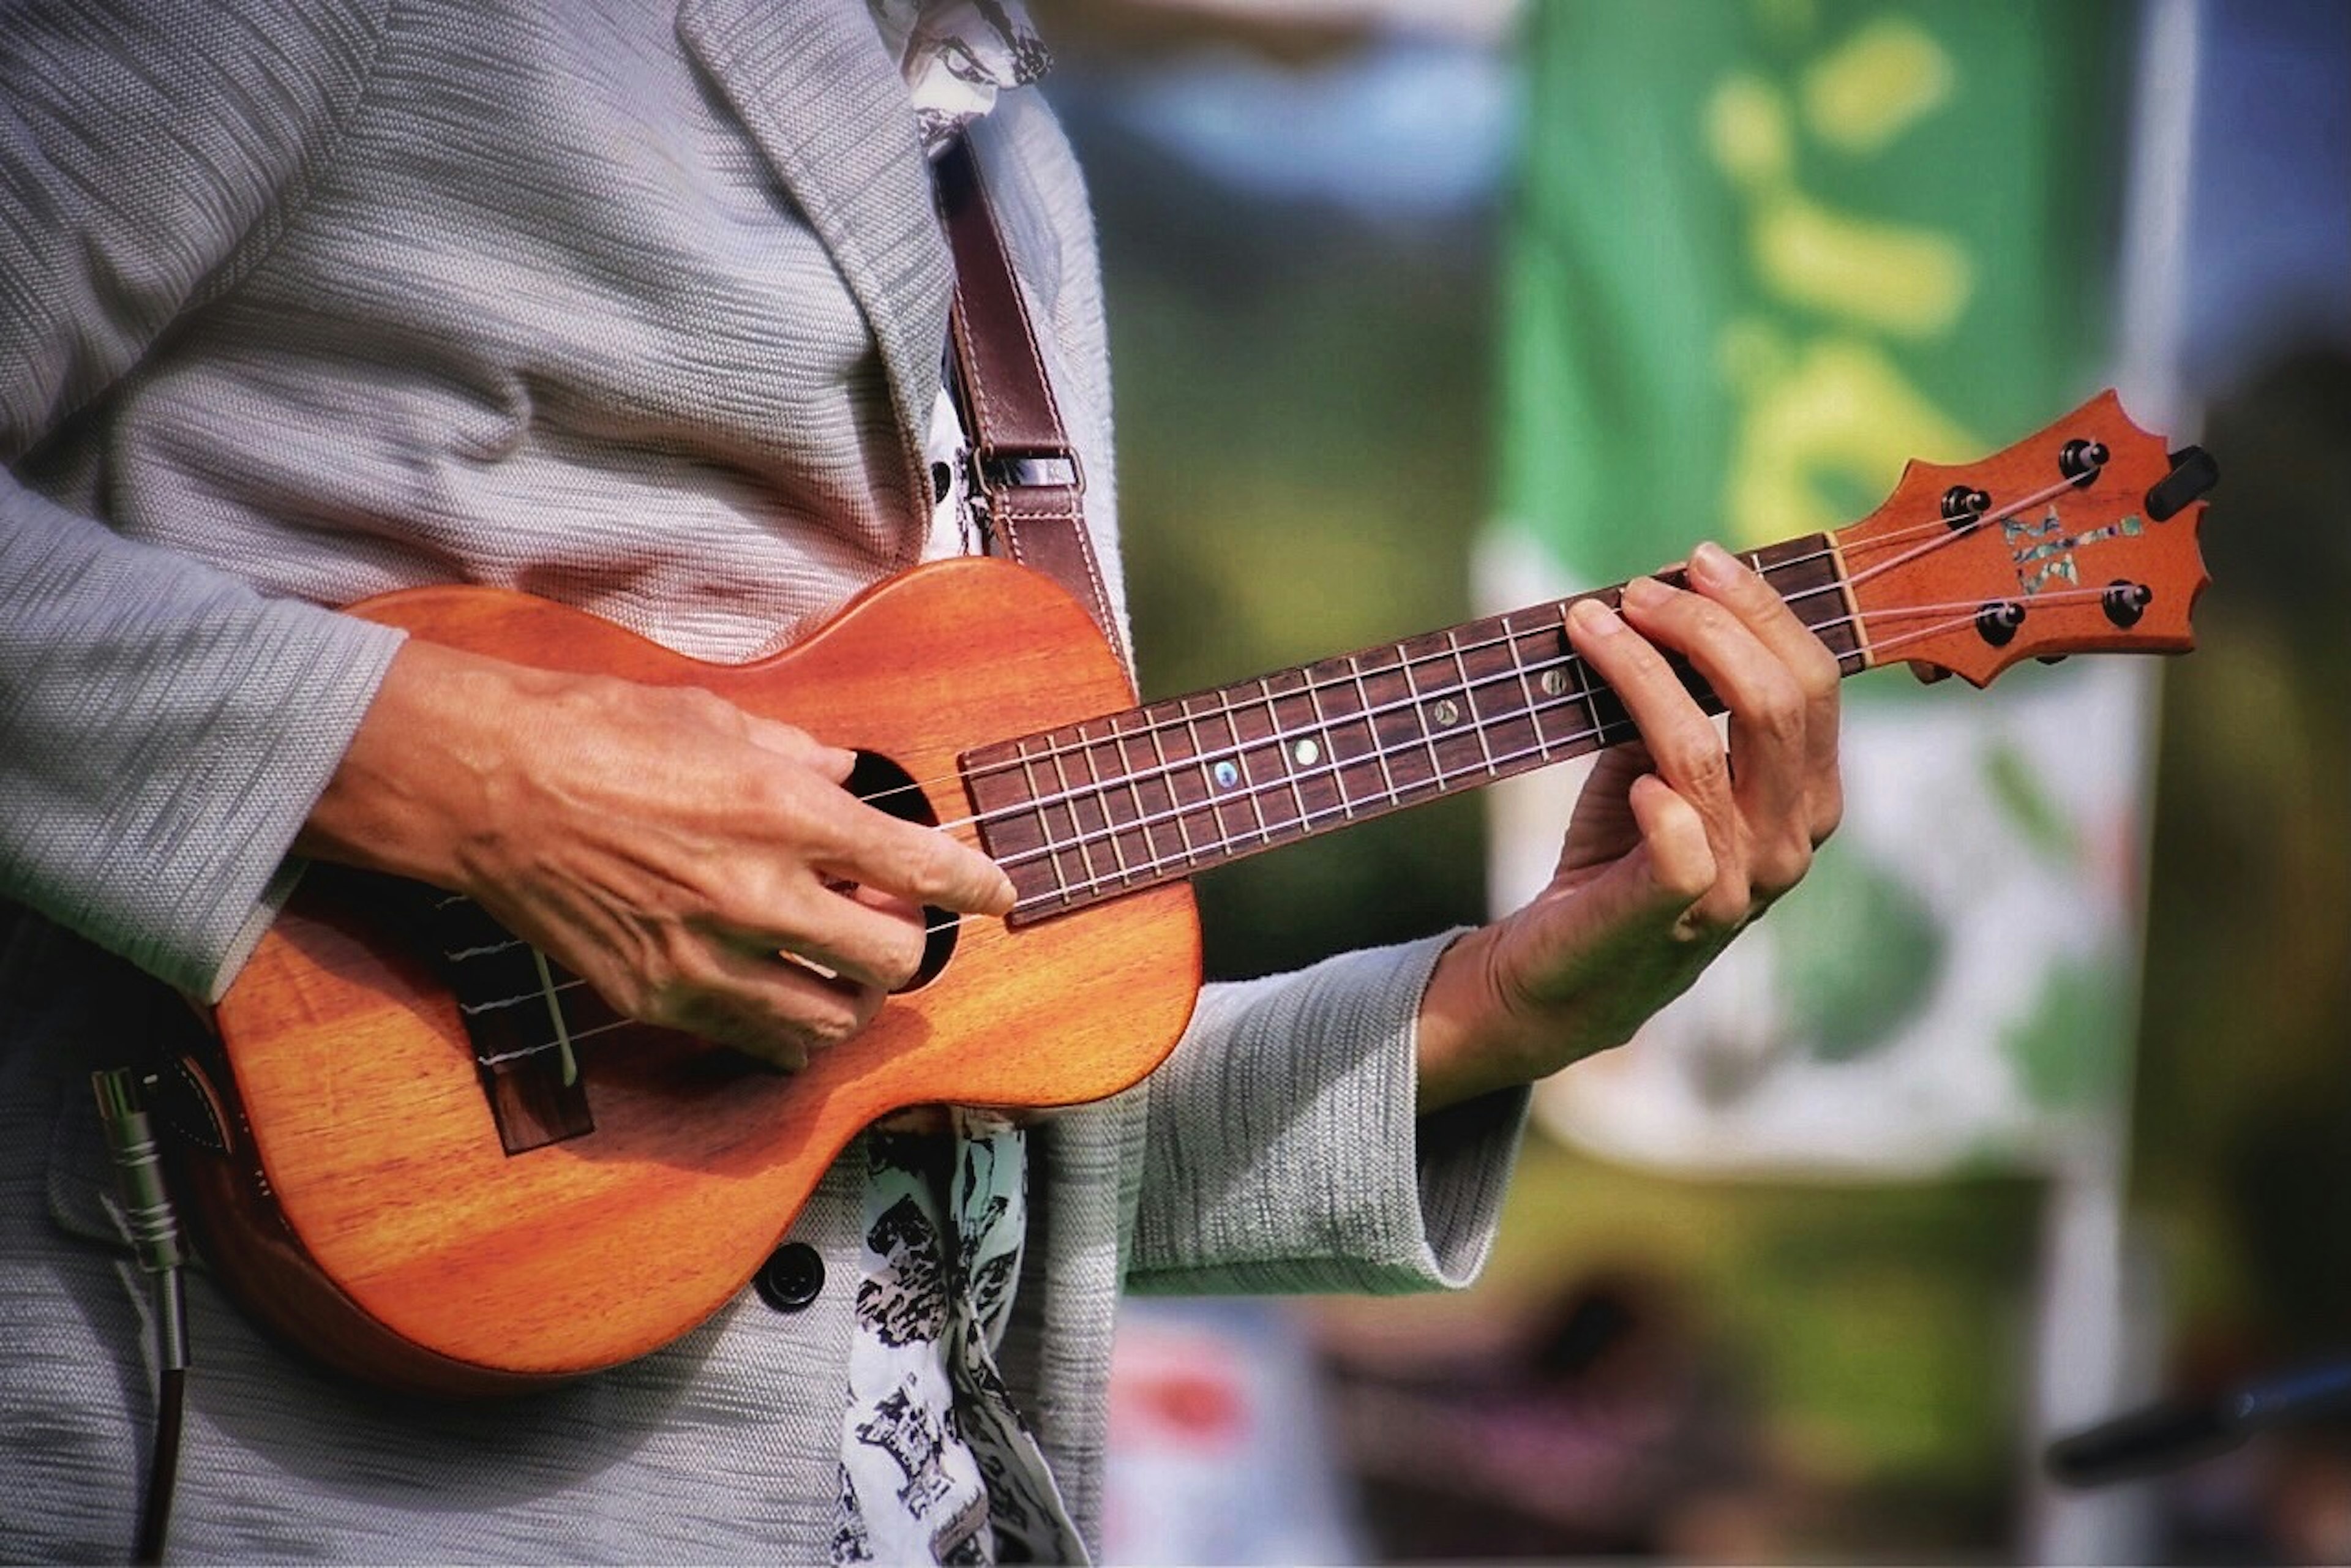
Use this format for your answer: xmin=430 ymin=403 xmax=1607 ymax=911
xmin=189 ymin=558 xmax=1201 ymax=1396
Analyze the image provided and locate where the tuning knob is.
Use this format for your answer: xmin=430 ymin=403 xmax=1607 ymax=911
xmin=2147 ymin=447 xmax=2219 ymax=521
xmin=1909 ymin=661 xmax=1953 ymax=684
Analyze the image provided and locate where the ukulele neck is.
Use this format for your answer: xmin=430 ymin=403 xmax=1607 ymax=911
xmin=966 ymin=533 xmax=1864 ymax=923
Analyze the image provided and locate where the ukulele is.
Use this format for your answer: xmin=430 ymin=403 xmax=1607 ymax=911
xmin=170 ymin=390 xmax=2212 ymax=1395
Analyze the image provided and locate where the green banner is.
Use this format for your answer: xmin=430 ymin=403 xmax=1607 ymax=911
xmin=1501 ymin=0 xmax=2124 ymax=595
xmin=1493 ymin=0 xmax=2155 ymax=1169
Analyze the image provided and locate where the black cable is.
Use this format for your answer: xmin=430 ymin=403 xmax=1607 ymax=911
xmin=137 ymin=1362 xmax=186 ymax=1566
xmin=92 ymin=1070 xmax=191 ymax=1565
xmin=2047 ymin=1359 xmax=2351 ymax=1487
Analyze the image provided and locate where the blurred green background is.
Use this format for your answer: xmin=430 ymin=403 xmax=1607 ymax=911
xmin=1037 ymin=1 xmax=2350 ymax=1559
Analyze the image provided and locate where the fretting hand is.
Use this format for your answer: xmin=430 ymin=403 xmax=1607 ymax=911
xmin=1415 ymin=540 xmax=1844 ymax=1111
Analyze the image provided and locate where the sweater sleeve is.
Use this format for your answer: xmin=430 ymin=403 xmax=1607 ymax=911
xmin=1125 ymin=931 xmax=1531 ymax=1297
xmin=0 ymin=0 xmax=405 ymax=1000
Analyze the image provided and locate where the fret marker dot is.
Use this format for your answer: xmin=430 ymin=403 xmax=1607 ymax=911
xmin=1540 ymin=669 xmax=1567 ymax=697
xmin=1212 ymin=760 xmax=1240 ymax=789
xmin=1293 ymin=738 xmax=1320 ymax=767
xmin=1433 ymin=699 xmax=1461 ymax=727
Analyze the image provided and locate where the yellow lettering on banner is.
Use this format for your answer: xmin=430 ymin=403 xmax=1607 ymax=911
xmin=1753 ymin=194 xmax=1971 ymax=339
xmin=1719 ymin=331 xmax=1981 ymax=543
xmin=1802 ymin=17 xmax=1955 ymax=153
xmin=1707 ymin=72 xmax=1794 ymax=187
xmin=1704 ymin=7 xmax=1978 ymax=546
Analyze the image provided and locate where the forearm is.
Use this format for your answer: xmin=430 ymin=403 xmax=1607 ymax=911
xmin=0 ymin=483 xmax=404 ymax=1000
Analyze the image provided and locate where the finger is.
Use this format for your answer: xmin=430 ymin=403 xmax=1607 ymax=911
xmin=641 ymin=937 xmax=887 ymax=1070
xmin=738 ymin=711 xmax=859 ymax=783
xmin=1558 ymin=770 xmax=1719 ymax=931
xmin=1616 ymin=572 xmax=1809 ymax=893
xmin=1627 ymin=771 xmax=1720 ymax=916
xmin=787 ymin=782 xmax=1017 ymax=915
xmin=1689 ymin=541 xmax=1843 ymax=846
xmin=1565 ymin=596 xmax=1745 ymax=912
xmin=1507 ymin=771 xmax=1722 ymax=1022
xmin=711 ymin=880 xmax=931 ymax=993
xmin=1556 ymin=743 xmax=1654 ymax=876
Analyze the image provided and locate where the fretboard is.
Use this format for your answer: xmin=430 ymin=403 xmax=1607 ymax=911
xmin=966 ymin=534 xmax=1862 ymax=924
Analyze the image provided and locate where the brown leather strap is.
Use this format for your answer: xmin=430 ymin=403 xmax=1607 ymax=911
xmin=935 ymin=137 xmax=1127 ymax=670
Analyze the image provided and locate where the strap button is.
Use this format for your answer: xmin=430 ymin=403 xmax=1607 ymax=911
xmin=754 ymin=1242 xmax=825 ymax=1313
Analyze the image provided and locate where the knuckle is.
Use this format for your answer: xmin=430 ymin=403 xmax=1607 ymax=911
xmin=1685 ymin=599 xmax=1735 ymax=644
xmin=1666 ymin=738 xmax=1730 ymax=794
xmin=1809 ymin=786 xmax=1845 ymax=847
xmin=1747 ymin=673 xmax=1804 ymax=742
xmin=801 ymin=991 xmax=871 ymax=1052
xmin=1687 ymin=882 xmax=1752 ymax=937
xmin=880 ymin=925 xmax=924 ymax=990
xmin=1799 ymin=641 xmax=1845 ymax=700
xmin=1654 ymin=850 xmax=1715 ymax=904
xmin=1752 ymin=837 xmax=1813 ymax=899
xmin=634 ymin=975 xmax=696 ymax=1033
xmin=675 ymin=685 xmax=743 ymax=730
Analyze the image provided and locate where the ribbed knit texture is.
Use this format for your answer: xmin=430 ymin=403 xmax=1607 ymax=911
xmin=1 ymin=1 xmax=1520 ymax=1558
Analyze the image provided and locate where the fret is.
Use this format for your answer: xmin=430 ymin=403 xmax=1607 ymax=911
xmin=1515 ymin=620 xmax=1586 ymax=755
xmin=1193 ymin=692 xmax=1270 ymax=850
xmin=1264 ymin=667 xmax=1344 ymax=829
xmin=1313 ymin=653 xmax=1389 ymax=811
xmin=1752 ymin=531 xmax=1867 ymax=673
xmin=1350 ymin=645 xmax=1430 ymax=802
xmin=1258 ymin=676 xmax=1307 ymax=829
xmin=1112 ymin=710 xmax=1187 ymax=875
xmin=958 ymin=735 xmax=1056 ymax=910
xmin=1094 ymin=722 xmax=1152 ymax=885
xmin=1565 ymin=593 xmax=1619 ymax=746
xmin=1392 ymin=636 xmax=1475 ymax=795
xmin=1398 ymin=642 xmax=1447 ymax=786
xmin=1068 ymin=721 xmax=1134 ymax=887
xmin=1244 ymin=676 xmax=1306 ymax=838
xmin=1352 ymin=652 xmax=1406 ymax=805
xmin=1491 ymin=609 xmax=1554 ymax=765
xmin=1446 ymin=625 xmax=1502 ymax=777
xmin=1156 ymin=702 xmax=1226 ymax=865
xmin=1105 ymin=722 xmax=1159 ymax=880
xmin=1132 ymin=712 xmax=1188 ymax=865
xmin=1032 ymin=735 xmax=1090 ymax=905
xmin=1297 ymin=662 xmax=1358 ymax=820
xmin=973 ymin=522 xmax=1875 ymax=925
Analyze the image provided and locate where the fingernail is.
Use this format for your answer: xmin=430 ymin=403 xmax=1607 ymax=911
xmin=1568 ymin=597 xmax=1624 ymax=636
xmin=1690 ymin=541 xmax=1742 ymax=588
xmin=1621 ymin=575 xmax=1673 ymax=609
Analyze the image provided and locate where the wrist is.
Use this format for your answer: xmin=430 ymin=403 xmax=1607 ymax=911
xmin=1415 ymin=925 xmax=1540 ymax=1115
xmin=294 ymin=637 xmax=547 ymax=891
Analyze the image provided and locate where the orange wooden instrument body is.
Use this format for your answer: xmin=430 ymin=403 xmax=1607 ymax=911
xmin=193 ymin=559 xmax=1201 ymax=1395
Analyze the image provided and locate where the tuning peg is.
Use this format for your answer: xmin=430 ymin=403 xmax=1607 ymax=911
xmin=1909 ymin=661 xmax=1952 ymax=684
xmin=2039 ymin=656 xmax=2069 ymax=665
xmin=2147 ymin=446 xmax=2220 ymax=521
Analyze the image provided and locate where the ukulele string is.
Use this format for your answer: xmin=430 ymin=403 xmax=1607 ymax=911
xmin=910 ymin=520 xmax=2087 ymax=861
xmin=486 ymin=477 xmax=2119 ymax=1055
xmin=850 ymin=469 xmax=2096 ymax=842
xmin=954 ymin=587 xmax=2117 ymax=918
xmin=470 ymin=579 xmax=2099 ymax=1066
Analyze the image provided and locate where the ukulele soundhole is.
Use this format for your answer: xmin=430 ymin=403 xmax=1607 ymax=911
xmin=846 ymin=750 xmax=959 ymax=992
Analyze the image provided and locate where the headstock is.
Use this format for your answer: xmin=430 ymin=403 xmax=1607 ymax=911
xmin=1831 ymin=390 xmax=2213 ymax=688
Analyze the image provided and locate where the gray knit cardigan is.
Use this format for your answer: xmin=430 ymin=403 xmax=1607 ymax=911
xmin=0 ymin=0 xmax=1526 ymax=1558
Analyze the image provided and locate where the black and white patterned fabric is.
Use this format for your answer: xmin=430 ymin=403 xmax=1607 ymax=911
xmin=833 ymin=1116 xmax=1083 ymax=1564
